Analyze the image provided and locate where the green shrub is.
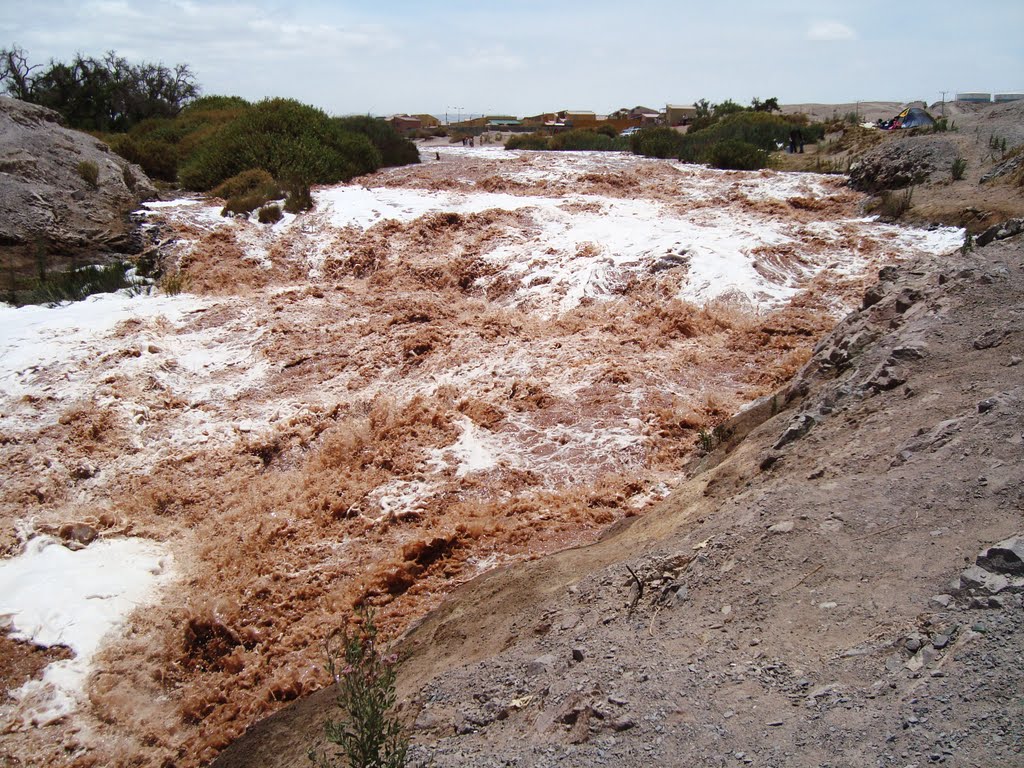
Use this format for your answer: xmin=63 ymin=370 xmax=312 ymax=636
xmin=77 ymin=160 xmax=100 ymax=188
xmin=706 ymin=139 xmax=768 ymax=171
xmin=121 ymin=164 xmax=138 ymax=191
xmin=257 ymin=204 xmax=283 ymax=224
xmin=951 ymin=156 xmax=967 ymax=181
xmin=107 ymin=134 xmax=179 ymax=181
xmin=311 ymin=610 xmax=408 ymax=768
xmin=178 ymin=98 xmax=382 ymax=191
xmin=17 ymin=262 xmax=133 ymax=306
xmin=631 ymin=112 xmax=825 ymax=168
xmin=211 ymin=169 xmax=281 ymax=200
xmin=505 ymin=133 xmax=551 ymax=150
xmin=872 ymin=187 xmax=914 ymax=219
xmin=548 ymin=129 xmax=625 ymax=151
xmin=160 ymin=270 xmax=189 ymax=295
xmin=334 ymin=115 xmax=420 ymax=168
xmin=629 ymin=126 xmax=688 ymax=159
xmin=284 ymin=180 xmax=314 ymax=214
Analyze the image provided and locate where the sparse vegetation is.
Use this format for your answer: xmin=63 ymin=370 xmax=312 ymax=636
xmin=504 ymin=129 xmax=627 ymax=152
xmin=10 ymin=261 xmax=135 ymax=306
xmin=631 ymin=110 xmax=823 ymax=170
xmin=504 ymin=132 xmax=553 ymax=151
xmin=77 ymin=160 xmax=100 ymax=188
xmin=311 ymin=610 xmax=409 ymax=768
xmin=871 ymin=187 xmax=914 ymax=219
xmin=951 ymin=156 xmax=967 ymax=181
xmin=257 ymin=204 xmax=283 ymax=224
xmin=159 ymin=269 xmax=189 ymax=295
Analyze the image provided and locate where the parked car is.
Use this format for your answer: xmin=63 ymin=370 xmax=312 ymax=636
xmin=619 ymin=126 xmax=641 ymax=137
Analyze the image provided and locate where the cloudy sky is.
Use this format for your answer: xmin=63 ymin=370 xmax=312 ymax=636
xmin=2 ymin=0 xmax=1021 ymax=117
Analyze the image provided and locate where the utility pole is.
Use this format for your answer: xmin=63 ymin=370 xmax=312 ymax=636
xmin=940 ymin=91 xmax=948 ymax=117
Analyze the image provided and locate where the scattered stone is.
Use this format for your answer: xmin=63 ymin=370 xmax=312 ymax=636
xmin=976 ymin=536 xmax=1024 ymax=575
xmin=774 ymin=413 xmax=816 ymax=449
xmin=931 ymin=634 xmax=950 ymax=650
xmin=976 ymin=217 xmax=1024 ymax=246
xmin=973 ymin=328 xmax=1007 ymax=350
xmin=768 ymin=520 xmax=795 ymax=534
xmin=611 ymin=718 xmax=635 ymax=732
xmin=526 ymin=654 xmax=556 ymax=677
xmin=1009 ymin=356 xmax=1022 ymax=367
xmin=571 ymin=648 xmax=585 ymax=663
xmin=977 ymin=397 xmax=999 ymax=414
xmin=905 ymin=636 xmax=924 ymax=653
xmin=931 ymin=594 xmax=954 ymax=608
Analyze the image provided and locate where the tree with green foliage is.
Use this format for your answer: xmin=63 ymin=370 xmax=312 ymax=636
xmin=178 ymin=98 xmax=383 ymax=191
xmin=333 ymin=115 xmax=420 ymax=168
xmin=0 ymin=45 xmax=199 ymax=131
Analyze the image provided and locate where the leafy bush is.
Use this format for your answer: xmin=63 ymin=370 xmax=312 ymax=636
xmin=211 ymin=169 xmax=281 ymax=200
xmin=77 ymin=160 xmax=100 ymax=188
xmin=705 ymin=139 xmax=768 ymax=171
xmin=629 ymin=127 xmax=688 ymax=159
xmin=258 ymin=204 xmax=283 ymax=224
xmin=311 ymin=610 xmax=408 ymax=768
xmin=548 ymin=129 xmax=625 ymax=151
xmin=631 ymin=112 xmax=825 ymax=168
xmin=106 ymin=133 xmax=179 ymax=181
xmin=179 ymin=98 xmax=382 ymax=191
xmin=334 ymin=115 xmax=420 ymax=168
xmin=505 ymin=133 xmax=551 ymax=150
xmin=284 ymin=180 xmax=314 ymax=213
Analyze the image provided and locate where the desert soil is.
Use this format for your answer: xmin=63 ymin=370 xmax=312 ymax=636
xmin=2 ymin=102 xmax=1022 ymax=768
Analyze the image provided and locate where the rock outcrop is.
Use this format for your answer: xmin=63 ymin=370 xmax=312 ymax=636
xmin=0 ymin=97 xmax=156 ymax=255
xmin=848 ymin=136 xmax=960 ymax=193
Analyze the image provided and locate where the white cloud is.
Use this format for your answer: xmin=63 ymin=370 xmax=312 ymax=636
xmin=807 ymin=20 xmax=858 ymax=41
xmin=448 ymin=45 xmax=526 ymax=73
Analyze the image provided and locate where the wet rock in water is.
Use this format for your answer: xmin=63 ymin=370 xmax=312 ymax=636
xmin=58 ymin=522 xmax=98 ymax=549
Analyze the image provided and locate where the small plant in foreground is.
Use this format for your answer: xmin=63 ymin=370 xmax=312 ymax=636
xmin=961 ymin=231 xmax=974 ymax=255
xmin=951 ymin=156 xmax=967 ymax=181
xmin=310 ymin=609 xmax=408 ymax=768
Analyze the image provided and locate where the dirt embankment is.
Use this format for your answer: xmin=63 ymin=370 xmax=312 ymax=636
xmin=779 ymin=99 xmax=1024 ymax=234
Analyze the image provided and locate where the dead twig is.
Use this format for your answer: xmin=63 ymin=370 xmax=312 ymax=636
xmin=625 ymin=565 xmax=643 ymax=617
xmin=648 ymin=605 xmax=663 ymax=637
xmin=786 ymin=564 xmax=824 ymax=592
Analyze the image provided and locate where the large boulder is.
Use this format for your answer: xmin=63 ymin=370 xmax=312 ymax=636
xmin=0 ymin=96 xmax=157 ymax=253
xmin=848 ymin=136 xmax=960 ymax=193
